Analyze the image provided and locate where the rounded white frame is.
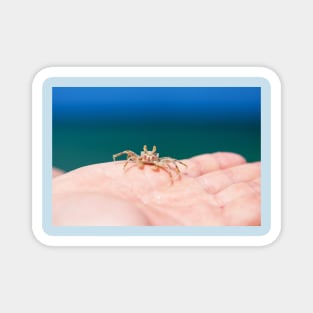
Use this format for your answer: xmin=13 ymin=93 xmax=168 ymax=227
xmin=32 ymin=66 xmax=281 ymax=246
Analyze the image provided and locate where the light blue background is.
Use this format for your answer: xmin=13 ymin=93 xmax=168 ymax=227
xmin=43 ymin=77 xmax=270 ymax=236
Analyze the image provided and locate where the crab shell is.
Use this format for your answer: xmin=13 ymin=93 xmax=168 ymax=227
xmin=140 ymin=151 xmax=159 ymax=163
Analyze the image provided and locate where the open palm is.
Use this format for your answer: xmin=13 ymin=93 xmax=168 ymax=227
xmin=53 ymin=152 xmax=260 ymax=226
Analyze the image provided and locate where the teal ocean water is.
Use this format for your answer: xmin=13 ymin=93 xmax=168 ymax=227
xmin=53 ymin=122 xmax=260 ymax=172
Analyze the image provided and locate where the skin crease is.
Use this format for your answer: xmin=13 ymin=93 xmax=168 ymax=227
xmin=52 ymin=152 xmax=261 ymax=226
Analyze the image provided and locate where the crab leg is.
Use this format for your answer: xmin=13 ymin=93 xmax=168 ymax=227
xmin=172 ymin=161 xmax=182 ymax=177
xmin=159 ymin=157 xmax=187 ymax=177
xmin=123 ymin=157 xmax=134 ymax=170
xmin=160 ymin=157 xmax=187 ymax=167
xmin=123 ymin=157 xmax=145 ymax=170
xmin=113 ymin=150 xmax=138 ymax=162
xmin=152 ymin=162 xmax=174 ymax=183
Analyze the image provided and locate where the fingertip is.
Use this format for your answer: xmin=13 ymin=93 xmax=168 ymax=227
xmin=213 ymin=152 xmax=247 ymax=169
xmin=52 ymin=167 xmax=65 ymax=178
xmin=184 ymin=152 xmax=247 ymax=177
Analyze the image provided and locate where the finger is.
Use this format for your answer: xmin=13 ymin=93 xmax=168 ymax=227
xmin=184 ymin=152 xmax=246 ymax=177
xmin=53 ymin=167 xmax=64 ymax=178
xmin=215 ymin=178 xmax=260 ymax=207
xmin=197 ymin=162 xmax=260 ymax=194
xmin=222 ymin=192 xmax=261 ymax=226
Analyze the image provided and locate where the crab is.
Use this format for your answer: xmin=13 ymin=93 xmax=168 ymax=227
xmin=113 ymin=145 xmax=187 ymax=183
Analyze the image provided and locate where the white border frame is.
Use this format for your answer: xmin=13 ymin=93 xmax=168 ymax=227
xmin=32 ymin=67 xmax=281 ymax=246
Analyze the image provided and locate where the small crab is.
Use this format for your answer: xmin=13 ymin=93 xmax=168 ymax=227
xmin=113 ymin=145 xmax=187 ymax=183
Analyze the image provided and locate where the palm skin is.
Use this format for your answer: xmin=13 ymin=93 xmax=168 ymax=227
xmin=53 ymin=152 xmax=260 ymax=226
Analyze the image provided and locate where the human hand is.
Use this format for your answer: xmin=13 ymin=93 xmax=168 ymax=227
xmin=53 ymin=152 xmax=260 ymax=226
xmin=53 ymin=168 xmax=64 ymax=178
